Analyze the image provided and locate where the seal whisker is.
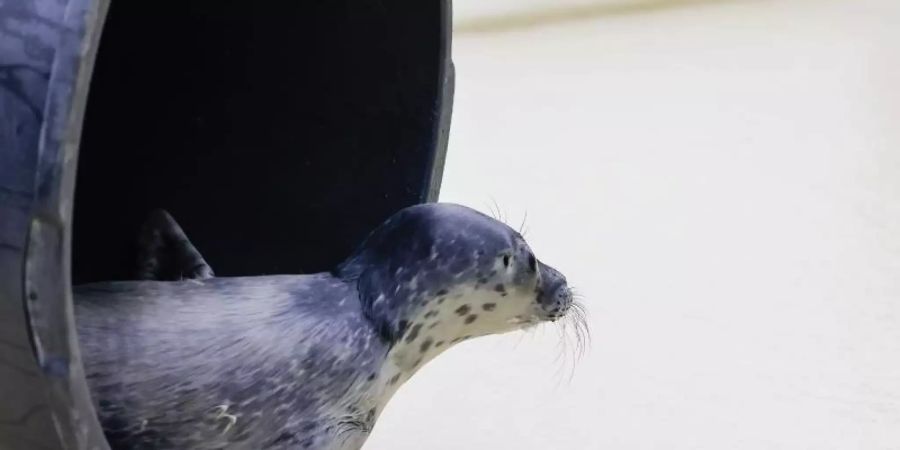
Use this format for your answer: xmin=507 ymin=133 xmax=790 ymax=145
xmin=484 ymin=199 xmax=501 ymax=224
xmin=565 ymin=284 xmax=592 ymax=355
xmin=551 ymin=322 xmax=574 ymax=389
xmin=564 ymin=320 xmax=581 ymax=385
xmin=574 ymin=301 xmax=592 ymax=349
xmin=548 ymin=299 xmax=591 ymax=386
xmin=568 ymin=302 xmax=590 ymax=362
xmin=518 ymin=210 xmax=529 ymax=236
xmin=491 ymin=198 xmax=503 ymax=224
xmin=486 ymin=197 xmax=512 ymax=226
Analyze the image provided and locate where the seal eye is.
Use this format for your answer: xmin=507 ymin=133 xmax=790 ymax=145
xmin=502 ymin=254 xmax=511 ymax=268
xmin=528 ymin=254 xmax=536 ymax=272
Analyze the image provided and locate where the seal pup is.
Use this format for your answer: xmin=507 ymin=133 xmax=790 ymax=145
xmin=74 ymin=202 xmax=582 ymax=449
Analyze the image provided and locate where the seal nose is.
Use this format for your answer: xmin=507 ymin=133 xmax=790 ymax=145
xmin=536 ymin=261 xmax=572 ymax=319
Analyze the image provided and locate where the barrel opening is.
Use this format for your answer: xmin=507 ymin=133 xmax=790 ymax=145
xmin=73 ymin=0 xmax=449 ymax=284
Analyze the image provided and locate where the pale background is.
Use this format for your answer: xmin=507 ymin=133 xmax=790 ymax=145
xmin=366 ymin=1 xmax=900 ymax=448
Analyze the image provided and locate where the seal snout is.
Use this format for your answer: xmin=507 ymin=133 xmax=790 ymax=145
xmin=536 ymin=262 xmax=573 ymax=320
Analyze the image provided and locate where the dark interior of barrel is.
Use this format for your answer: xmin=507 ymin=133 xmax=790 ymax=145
xmin=73 ymin=0 xmax=446 ymax=284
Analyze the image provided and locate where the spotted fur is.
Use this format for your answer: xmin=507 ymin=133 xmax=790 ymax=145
xmin=74 ymin=203 xmax=575 ymax=449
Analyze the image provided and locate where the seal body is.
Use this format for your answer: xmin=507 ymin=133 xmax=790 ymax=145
xmin=76 ymin=275 xmax=383 ymax=449
xmin=74 ymin=203 xmax=576 ymax=449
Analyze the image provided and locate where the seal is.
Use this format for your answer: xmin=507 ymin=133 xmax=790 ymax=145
xmin=74 ymin=202 xmax=582 ymax=450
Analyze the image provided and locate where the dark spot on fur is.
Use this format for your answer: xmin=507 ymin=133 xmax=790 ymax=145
xmin=494 ymin=284 xmax=506 ymax=293
xmin=482 ymin=303 xmax=496 ymax=311
xmin=465 ymin=314 xmax=478 ymax=324
xmin=452 ymin=338 xmax=462 ymax=343
xmin=405 ymin=324 xmax=423 ymax=343
xmin=412 ymin=358 xmax=423 ymax=368
xmin=424 ymin=310 xmax=438 ymax=319
xmin=455 ymin=305 xmax=471 ymax=316
xmin=420 ymin=338 xmax=433 ymax=353
xmin=428 ymin=321 xmax=440 ymax=329
xmin=397 ymin=320 xmax=409 ymax=342
xmin=436 ymin=341 xmax=445 ymax=347
xmin=389 ymin=374 xmax=401 ymax=385
xmin=368 ymin=373 xmax=377 ymax=381
xmin=437 ymin=297 xmax=446 ymax=304
xmin=436 ymin=289 xmax=448 ymax=296
xmin=367 ymin=408 xmax=376 ymax=422
xmin=477 ymin=277 xmax=488 ymax=285
xmin=269 ymin=431 xmax=297 ymax=445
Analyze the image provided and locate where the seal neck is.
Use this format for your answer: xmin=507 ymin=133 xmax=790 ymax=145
xmin=335 ymin=253 xmax=435 ymax=345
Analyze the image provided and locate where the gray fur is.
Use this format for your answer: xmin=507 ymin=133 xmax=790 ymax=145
xmin=74 ymin=203 xmax=576 ymax=449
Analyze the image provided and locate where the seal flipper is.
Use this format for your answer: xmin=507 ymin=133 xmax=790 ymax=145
xmin=136 ymin=209 xmax=215 ymax=281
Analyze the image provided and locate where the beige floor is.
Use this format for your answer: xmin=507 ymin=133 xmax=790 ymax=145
xmin=366 ymin=1 xmax=900 ymax=448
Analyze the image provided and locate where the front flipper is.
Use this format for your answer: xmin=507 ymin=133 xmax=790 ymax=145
xmin=136 ymin=209 xmax=215 ymax=281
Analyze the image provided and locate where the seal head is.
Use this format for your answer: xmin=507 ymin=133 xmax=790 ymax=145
xmin=337 ymin=203 xmax=573 ymax=372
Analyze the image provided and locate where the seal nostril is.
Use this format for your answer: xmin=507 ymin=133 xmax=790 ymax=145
xmin=552 ymin=285 xmax=573 ymax=313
